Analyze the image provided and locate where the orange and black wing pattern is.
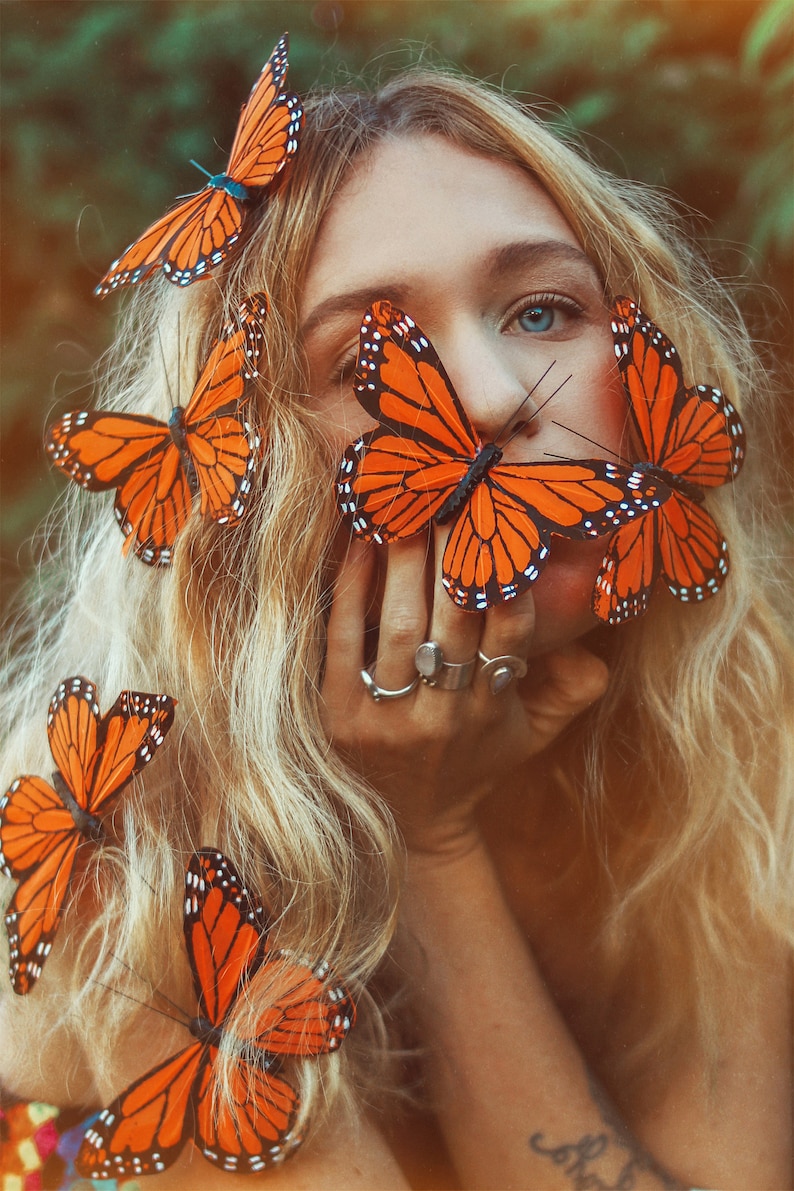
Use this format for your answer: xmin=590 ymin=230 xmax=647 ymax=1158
xmin=0 ymin=677 xmax=175 ymax=993
xmin=46 ymin=294 xmax=267 ymax=565
xmin=96 ymin=35 xmax=302 ymax=295
xmin=338 ymin=300 xmax=668 ymax=611
xmin=592 ymin=297 xmax=745 ymax=623
xmin=76 ymin=850 xmax=355 ymax=1177
xmin=440 ymin=457 xmax=664 ymax=612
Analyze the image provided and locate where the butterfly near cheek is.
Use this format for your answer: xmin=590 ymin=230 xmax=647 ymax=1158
xmin=336 ymin=300 xmax=669 ymax=612
xmin=95 ymin=34 xmax=303 ymax=295
xmin=0 ymin=676 xmax=175 ymax=994
xmin=75 ymin=849 xmax=356 ymax=1179
xmin=45 ymin=293 xmax=269 ymax=566
xmin=591 ymin=296 xmax=746 ymax=624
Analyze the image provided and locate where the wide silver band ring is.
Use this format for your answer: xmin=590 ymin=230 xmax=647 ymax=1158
xmin=360 ymin=667 xmax=420 ymax=702
xmin=478 ymin=651 xmax=528 ymax=695
xmin=414 ymin=641 xmax=477 ymax=691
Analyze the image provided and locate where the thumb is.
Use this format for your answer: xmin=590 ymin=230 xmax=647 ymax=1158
xmin=520 ymin=642 xmax=609 ymax=746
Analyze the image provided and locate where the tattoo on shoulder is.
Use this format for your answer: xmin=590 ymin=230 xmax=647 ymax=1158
xmin=527 ymin=1074 xmax=686 ymax=1190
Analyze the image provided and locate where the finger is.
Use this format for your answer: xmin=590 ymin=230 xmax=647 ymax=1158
xmin=374 ymin=534 xmax=432 ymax=689
xmin=416 ymin=526 xmax=484 ymax=689
xmin=521 ymin=642 xmax=609 ymax=736
xmin=323 ymin=538 xmax=376 ymax=701
xmin=475 ymin=585 xmax=536 ymax=694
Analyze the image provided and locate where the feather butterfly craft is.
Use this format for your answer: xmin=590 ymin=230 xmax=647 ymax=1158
xmin=95 ymin=34 xmax=303 ymax=295
xmin=337 ymin=300 xmax=670 ymax=611
xmin=46 ymin=293 xmax=269 ymax=566
xmin=590 ymin=297 xmax=746 ymax=623
xmin=75 ymin=849 xmax=356 ymax=1178
xmin=0 ymin=676 xmax=175 ymax=994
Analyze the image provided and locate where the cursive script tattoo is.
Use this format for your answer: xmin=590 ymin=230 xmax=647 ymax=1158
xmin=528 ymin=1075 xmax=684 ymax=1190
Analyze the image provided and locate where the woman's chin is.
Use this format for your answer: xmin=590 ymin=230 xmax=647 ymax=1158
xmin=526 ymin=540 xmax=605 ymax=658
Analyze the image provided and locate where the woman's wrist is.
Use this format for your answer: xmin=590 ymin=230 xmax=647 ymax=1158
xmin=399 ymin=810 xmax=490 ymax=866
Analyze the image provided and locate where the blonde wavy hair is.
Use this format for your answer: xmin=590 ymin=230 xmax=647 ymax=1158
xmin=1 ymin=66 xmax=791 ymax=1132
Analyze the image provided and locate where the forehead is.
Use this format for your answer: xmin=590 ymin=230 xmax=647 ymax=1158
xmin=300 ymin=134 xmax=593 ymax=325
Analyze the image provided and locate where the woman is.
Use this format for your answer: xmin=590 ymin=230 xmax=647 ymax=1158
xmin=0 ymin=63 xmax=791 ymax=1190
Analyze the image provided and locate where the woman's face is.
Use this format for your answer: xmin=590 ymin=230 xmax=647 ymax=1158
xmin=300 ymin=134 xmax=630 ymax=654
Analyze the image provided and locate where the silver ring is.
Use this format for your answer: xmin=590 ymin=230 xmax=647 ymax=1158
xmin=477 ymin=651 xmax=528 ymax=694
xmin=360 ymin=667 xmax=420 ymax=702
xmin=415 ymin=641 xmax=477 ymax=691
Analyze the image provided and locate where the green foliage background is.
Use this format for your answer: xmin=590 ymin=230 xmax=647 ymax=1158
xmin=1 ymin=0 xmax=792 ymax=594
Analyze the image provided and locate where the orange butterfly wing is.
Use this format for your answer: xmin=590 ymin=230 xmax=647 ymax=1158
xmin=45 ymin=411 xmax=169 ymax=493
xmin=45 ymin=295 xmax=266 ymax=565
xmin=441 ymin=460 xmax=665 ymax=612
xmin=78 ymin=1043 xmax=206 ymax=1178
xmin=194 ymin=1057 xmax=299 ymax=1172
xmin=339 ymin=300 xmax=668 ymax=610
xmin=181 ymin=294 xmax=268 ymax=526
xmin=85 ymin=687 xmax=177 ymax=817
xmin=225 ymin=34 xmax=303 ymax=189
xmin=592 ymin=298 xmax=744 ymax=623
xmin=95 ymin=36 xmax=302 ymax=294
xmin=338 ymin=429 xmax=469 ymax=542
xmin=338 ymin=305 xmax=477 ymax=538
xmin=613 ymin=298 xmax=745 ymax=490
xmin=0 ymin=678 xmax=175 ymax=993
xmin=246 ymin=953 xmax=357 ymax=1059
xmin=78 ymin=1037 xmax=297 ymax=1178
xmin=78 ymin=850 xmax=354 ymax=1175
xmin=591 ymin=514 xmax=658 ymax=623
xmin=0 ymin=776 xmax=80 ymax=995
xmin=657 ymin=490 xmax=729 ymax=602
xmin=95 ymin=188 xmax=245 ymax=295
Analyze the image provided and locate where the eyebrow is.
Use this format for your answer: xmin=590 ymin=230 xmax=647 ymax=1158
xmin=483 ymin=239 xmax=603 ymax=284
xmin=301 ymin=285 xmax=411 ymax=342
xmin=300 ymin=238 xmax=602 ymax=341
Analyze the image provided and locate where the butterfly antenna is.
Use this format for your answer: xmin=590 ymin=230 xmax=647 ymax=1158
xmin=156 ymin=329 xmax=178 ymax=411
xmin=109 ymin=951 xmax=187 ymax=1018
xmin=190 ymin=159 xmax=214 ymax=181
xmin=550 ymin=418 xmax=629 ymax=465
xmin=493 ymin=361 xmax=556 ymax=443
xmin=175 ymin=310 xmax=181 ymax=405
xmin=91 ymin=978 xmax=186 ymax=1028
xmin=501 ymin=373 xmax=573 ymax=449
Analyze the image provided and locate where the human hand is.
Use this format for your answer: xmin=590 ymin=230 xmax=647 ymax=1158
xmin=321 ymin=533 xmax=609 ymax=856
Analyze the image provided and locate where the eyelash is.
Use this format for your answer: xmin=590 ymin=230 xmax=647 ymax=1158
xmin=506 ymin=291 xmax=584 ymax=334
xmin=334 ymin=343 xmax=359 ymax=385
xmin=330 ymin=291 xmax=585 ymax=386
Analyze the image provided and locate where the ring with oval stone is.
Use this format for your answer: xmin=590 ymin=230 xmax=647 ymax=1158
xmin=414 ymin=641 xmax=477 ymax=691
xmin=477 ymin=650 xmax=528 ymax=694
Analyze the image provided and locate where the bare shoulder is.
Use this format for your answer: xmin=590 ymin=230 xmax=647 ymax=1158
xmin=132 ymin=1111 xmax=410 ymax=1191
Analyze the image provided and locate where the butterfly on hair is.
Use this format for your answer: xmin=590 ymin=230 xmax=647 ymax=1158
xmin=337 ymin=299 xmax=671 ymax=612
xmin=589 ymin=296 xmax=745 ymax=624
xmin=95 ymin=34 xmax=303 ymax=295
xmin=0 ymin=676 xmax=176 ymax=994
xmin=75 ymin=849 xmax=356 ymax=1179
xmin=46 ymin=293 xmax=269 ymax=566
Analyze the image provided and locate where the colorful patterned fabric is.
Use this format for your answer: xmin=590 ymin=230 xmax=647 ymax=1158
xmin=0 ymin=1098 xmax=141 ymax=1191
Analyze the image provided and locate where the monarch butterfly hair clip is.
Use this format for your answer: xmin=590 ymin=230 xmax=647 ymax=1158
xmin=46 ymin=292 xmax=269 ymax=566
xmin=336 ymin=299 xmax=670 ymax=612
xmin=0 ymin=676 xmax=176 ymax=994
xmin=95 ymin=33 xmax=302 ymax=296
xmin=76 ymin=849 xmax=356 ymax=1178
xmin=587 ymin=296 xmax=746 ymax=624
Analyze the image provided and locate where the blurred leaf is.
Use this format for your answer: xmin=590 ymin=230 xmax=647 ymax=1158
xmin=742 ymin=0 xmax=792 ymax=71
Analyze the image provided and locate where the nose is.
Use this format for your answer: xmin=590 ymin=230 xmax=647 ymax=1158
xmin=440 ymin=326 xmax=546 ymax=446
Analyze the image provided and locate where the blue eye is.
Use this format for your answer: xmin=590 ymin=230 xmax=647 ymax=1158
xmin=517 ymin=305 xmax=555 ymax=333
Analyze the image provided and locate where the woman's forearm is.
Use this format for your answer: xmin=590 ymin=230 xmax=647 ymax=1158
xmin=397 ymin=835 xmax=683 ymax=1190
